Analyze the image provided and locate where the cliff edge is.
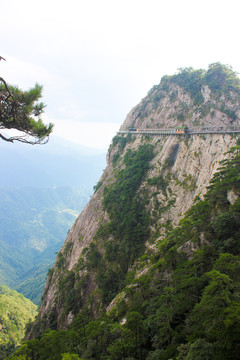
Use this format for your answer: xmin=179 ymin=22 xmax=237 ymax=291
xmin=30 ymin=63 xmax=240 ymax=334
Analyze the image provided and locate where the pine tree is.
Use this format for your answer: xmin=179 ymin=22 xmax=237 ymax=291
xmin=0 ymin=76 xmax=53 ymax=144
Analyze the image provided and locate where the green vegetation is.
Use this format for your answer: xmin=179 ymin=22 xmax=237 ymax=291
xmin=93 ymin=180 xmax=103 ymax=192
xmin=174 ymin=173 xmax=196 ymax=191
xmin=111 ymin=135 xmax=134 ymax=167
xmin=168 ymin=63 xmax=240 ymax=104
xmin=89 ymin=144 xmax=155 ymax=303
xmin=145 ymin=63 xmax=240 ymax=120
xmin=148 ymin=175 xmax=169 ymax=198
xmin=112 ymin=152 xmax=120 ymax=166
xmin=205 ymin=63 xmax=240 ymax=96
xmin=0 ymin=187 xmax=91 ymax=304
xmin=112 ymin=134 xmax=133 ymax=150
xmin=0 ymin=80 xmax=53 ymax=144
xmin=0 ymin=286 xmax=37 ymax=359
xmin=112 ymin=135 xmax=127 ymax=151
xmin=7 ymin=143 xmax=240 ymax=360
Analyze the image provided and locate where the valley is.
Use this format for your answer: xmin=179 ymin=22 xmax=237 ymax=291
xmin=0 ymin=186 xmax=92 ymax=304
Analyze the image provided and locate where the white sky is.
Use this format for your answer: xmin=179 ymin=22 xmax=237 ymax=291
xmin=1 ymin=0 xmax=240 ymax=149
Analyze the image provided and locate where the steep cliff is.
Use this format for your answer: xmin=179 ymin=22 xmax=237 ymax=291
xmin=31 ymin=63 xmax=240 ymax=335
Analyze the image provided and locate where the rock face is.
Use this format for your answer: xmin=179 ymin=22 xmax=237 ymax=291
xmin=32 ymin=65 xmax=240 ymax=334
xmin=120 ymin=83 xmax=240 ymax=131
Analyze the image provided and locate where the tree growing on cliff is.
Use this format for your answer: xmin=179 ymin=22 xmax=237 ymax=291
xmin=0 ymin=77 xmax=53 ymax=144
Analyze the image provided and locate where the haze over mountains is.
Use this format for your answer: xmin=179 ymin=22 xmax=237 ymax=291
xmin=0 ymin=135 xmax=106 ymax=303
xmin=0 ymin=135 xmax=106 ymax=187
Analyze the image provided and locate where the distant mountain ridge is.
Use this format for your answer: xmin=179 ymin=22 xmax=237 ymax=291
xmin=0 ymin=135 xmax=106 ymax=187
xmin=0 ymin=136 xmax=107 ymax=304
xmin=0 ymin=186 xmax=91 ymax=304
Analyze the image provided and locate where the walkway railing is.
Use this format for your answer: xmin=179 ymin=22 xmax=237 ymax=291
xmin=117 ymin=127 xmax=240 ymax=136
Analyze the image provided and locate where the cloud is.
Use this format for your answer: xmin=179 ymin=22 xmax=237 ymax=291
xmin=0 ymin=56 xmax=57 ymax=88
xmin=48 ymin=118 xmax=121 ymax=150
xmin=1 ymin=0 xmax=240 ymax=148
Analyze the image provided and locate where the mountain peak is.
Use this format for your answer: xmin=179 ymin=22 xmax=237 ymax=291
xmin=121 ymin=63 xmax=240 ymax=131
xmin=28 ymin=64 xmax=240 ymax=344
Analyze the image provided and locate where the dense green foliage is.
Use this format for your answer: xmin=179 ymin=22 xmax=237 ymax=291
xmin=103 ymin=144 xmax=154 ymax=256
xmin=147 ymin=63 xmax=240 ymax=109
xmin=7 ymin=142 xmax=240 ymax=359
xmin=169 ymin=63 xmax=240 ymax=103
xmin=0 ymin=187 xmax=91 ymax=304
xmin=0 ymin=286 xmax=37 ymax=359
xmin=0 ymin=80 xmax=53 ymax=144
xmin=87 ymin=144 xmax=154 ymax=303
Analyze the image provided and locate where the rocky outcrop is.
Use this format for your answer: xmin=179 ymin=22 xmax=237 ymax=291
xmin=121 ymin=84 xmax=240 ymax=131
xmin=33 ymin=66 xmax=240 ymax=333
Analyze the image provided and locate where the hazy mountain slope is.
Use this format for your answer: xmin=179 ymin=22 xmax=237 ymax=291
xmin=0 ymin=136 xmax=106 ymax=187
xmin=29 ymin=64 xmax=240 ymax=343
xmin=0 ymin=187 xmax=92 ymax=304
xmin=0 ymin=285 xmax=37 ymax=359
xmin=0 ymin=135 xmax=106 ymax=304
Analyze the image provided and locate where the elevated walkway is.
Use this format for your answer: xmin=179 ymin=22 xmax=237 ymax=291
xmin=117 ymin=127 xmax=240 ymax=136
